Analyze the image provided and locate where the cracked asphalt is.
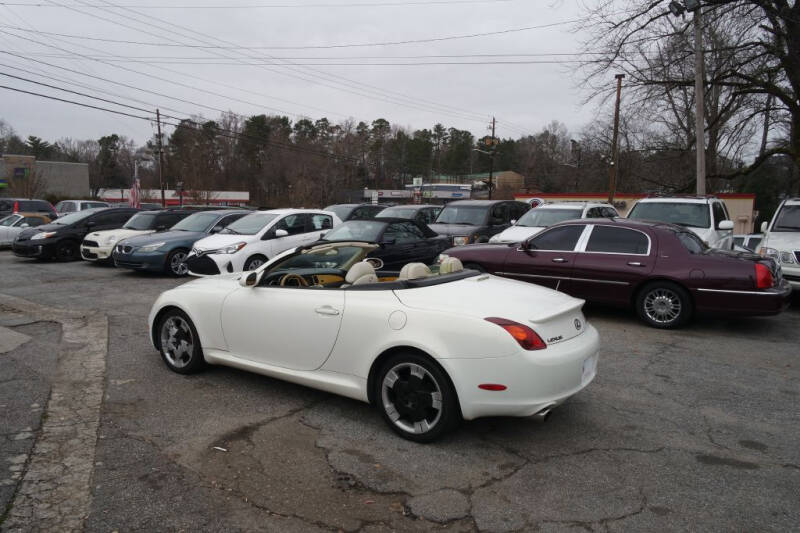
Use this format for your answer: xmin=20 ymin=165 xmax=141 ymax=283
xmin=0 ymin=251 xmax=798 ymax=532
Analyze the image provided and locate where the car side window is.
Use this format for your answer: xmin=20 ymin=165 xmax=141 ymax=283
xmin=63 ymin=202 xmax=76 ymax=213
xmin=308 ymin=214 xmax=333 ymax=230
xmin=490 ymin=204 xmax=508 ymax=225
xmin=429 ymin=207 xmax=442 ymax=223
xmin=677 ymin=232 xmax=706 ymax=254
xmin=733 ymin=236 xmax=745 ymax=247
xmin=748 ymin=237 xmax=762 ymax=249
xmin=368 ymin=206 xmax=385 ymax=217
xmin=603 ymin=207 xmax=618 ymax=218
xmin=586 ymin=226 xmax=649 ymax=254
xmin=586 ymin=207 xmax=603 ymax=218
xmin=23 ymin=216 xmax=45 ymax=227
xmin=528 ymin=225 xmax=584 ymax=251
xmin=712 ymin=202 xmax=728 ymax=227
xmin=385 ymin=222 xmax=423 ymax=244
xmin=275 ymin=214 xmax=309 ymax=235
xmin=217 ymin=214 xmax=245 ymax=228
xmin=157 ymin=213 xmax=183 ymax=228
xmin=351 ymin=207 xmax=374 ymax=220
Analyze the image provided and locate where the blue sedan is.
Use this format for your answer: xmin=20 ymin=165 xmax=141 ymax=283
xmin=113 ymin=210 xmax=249 ymax=275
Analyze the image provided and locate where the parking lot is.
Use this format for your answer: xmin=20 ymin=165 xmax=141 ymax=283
xmin=1 ymin=252 xmax=798 ymax=532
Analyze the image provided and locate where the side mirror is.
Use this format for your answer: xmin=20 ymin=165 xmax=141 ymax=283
xmin=319 ymin=231 xmax=327 ymax=239
xmin=238 ymin=271 xmax=261 ymax=287
xmin=510 ymin=219 xmax=517 ymax=225
xmin=718 ymin=220 xmax=734 ymax=231
xmin=275 ymin=229 xmax=289 ymax=238
xmin=19 ymin=223 xmax=29 ymax=228
xmin=156 ymin=225 xmax=167 ymax=231
xmin=86 ymin=221 xmax=96 ymax=228
xmin=210 ymin=225 xmax=224 ymax=234
xmin=761 ymin=221 xmax=768 ymax=233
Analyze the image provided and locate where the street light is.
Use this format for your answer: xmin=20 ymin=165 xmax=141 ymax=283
xmin=669 ymin=0 xmax=706 ymax=195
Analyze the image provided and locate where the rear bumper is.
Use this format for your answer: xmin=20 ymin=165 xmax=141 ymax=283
xmin=439 ymin=324 xmax=600 ymax=420
xmin=693 ymin=280 xmax=792 ymax=316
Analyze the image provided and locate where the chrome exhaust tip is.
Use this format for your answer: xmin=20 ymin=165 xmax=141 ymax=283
xmin=532 ymin=406 xmax=554 ymax=423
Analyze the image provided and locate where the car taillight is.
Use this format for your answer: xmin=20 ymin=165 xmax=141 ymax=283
xmin=755 ymin=263 xmax=773 ymax=289
xmin=485 ymin=317 xmax=546 ymax=350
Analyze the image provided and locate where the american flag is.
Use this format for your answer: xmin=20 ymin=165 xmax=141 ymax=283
xmin=129 ymin=178 xmax=141 ymax=208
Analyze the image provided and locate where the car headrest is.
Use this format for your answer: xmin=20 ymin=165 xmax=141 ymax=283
xmin=398 ymin=262 xmax=432 ymax=280
xmin=345 ymin=261 xmax=378 ymax=284
xmin=439 ymin=256 xmax=464 ymax=274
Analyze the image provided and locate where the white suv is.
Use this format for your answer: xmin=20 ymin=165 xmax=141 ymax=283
xmin=627 ymin=196 xmax=734 ymax=249
xmin=759 ymin=198 xmax=800 ymax=289
xmin=489 ymin=202 xmax=619 ymax=243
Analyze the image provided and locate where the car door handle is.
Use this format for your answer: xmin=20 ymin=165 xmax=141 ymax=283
xmin=315 ymin=306 xmax=340 ymax=316
xmin=551 ymin=257 xmax=567 ymax=263
xmin=627 ymin=261 xmax=645 ymax=267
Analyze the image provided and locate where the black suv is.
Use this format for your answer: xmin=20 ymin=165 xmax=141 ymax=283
xmin=428 ymin=200 xmax=530 ymax=246
xmin=13 ymin=207 xmax=139 ymax=261
xmin=0 ymin=198 xmax=58 ymax=219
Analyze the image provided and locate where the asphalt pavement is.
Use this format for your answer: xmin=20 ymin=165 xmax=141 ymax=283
xmin=0 ymin=252 xmax=798 ymax=532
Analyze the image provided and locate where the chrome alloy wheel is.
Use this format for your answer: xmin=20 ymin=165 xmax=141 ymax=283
xmin=381 ymin=362 xmax=443 ymax=435
xmin=160 ymin=316 xmax=194 ymax=368
xmin=170 ymin=251 xmax=189 ymax=275
xmin=246 ymin=258 xmax=264 ymax=270
xmin=643 ymin=288 xmax=682 ymax=325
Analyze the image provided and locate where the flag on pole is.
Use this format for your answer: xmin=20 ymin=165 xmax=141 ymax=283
xmin=129 ymin=178 xmax=141 ymax=208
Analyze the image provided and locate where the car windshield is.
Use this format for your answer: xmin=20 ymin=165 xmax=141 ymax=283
xmin=772 ymin=205 xmax=800 ymax=232
xmin=323 ymin=221 xmax=385 ymax=242
xmin=517 ymin=208 xmax=582 ymax=227
xmin=377 ymin=207 xmax=417 ymax=219
xmin=51 ymin=209 xmax=99 ymax=225
xmin=0 ymin=215 xmax=20 ymax=227
xmin=123 ymin=213 xmax=158 ymax=230
xmin=81 ymin=202 xmax=108 ymax=209
xmin=324 ymin=205 xmax=354 ymax=221
xmin=435 ymin=206 xmax=487 ymax=225
xmin=219 ymin=213 xmax=278 ymax=235
xmin=171 ymin=212 xmax=220 ymax=232
xmin=268 ymin=245 xmax=366 ymax=272
xmin=628 ymin=202 xmax=710 ymax=228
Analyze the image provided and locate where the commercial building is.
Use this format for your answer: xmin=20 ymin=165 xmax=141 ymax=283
xmin=0 ymin=154 xmax=90 ymax=197
xmin=98 ymin=188 xmax=250 ymax=207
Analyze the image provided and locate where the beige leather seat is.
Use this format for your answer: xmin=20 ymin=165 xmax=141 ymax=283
xmin=398 ymin=262 xmax=432 ymax=280
xmin=439 ymin=256 xmax=464 ymax=274
xmin=343 ymin=261 xmax=379 ymax=286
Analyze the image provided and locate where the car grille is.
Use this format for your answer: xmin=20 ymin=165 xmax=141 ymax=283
xmin=186 ymin=255 xmax=220 ymax=275
xmin=784 ymin=274 xmax=800 ymax=282
xmin=794 ymin=251 xmax=800 ymax=263
xmin=83 ymin=240 xmax=99 ymax=248
xmin=82 ymin=250 xmax=98 ymax=259
xmin=115 ymin=260 xmax=143 ymax=268
xmin=116 ymin=244 xmax=134 ymax=254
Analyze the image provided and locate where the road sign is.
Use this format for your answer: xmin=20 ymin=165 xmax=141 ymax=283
xmin=412 ymin=177 xmax=423 ymax=186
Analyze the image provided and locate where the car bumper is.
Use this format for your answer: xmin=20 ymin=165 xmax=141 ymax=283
xmin=12 ymin=239 xmax=56 ymax=259
xmin=440 ymin=324 xmax=600 ymax=420
xmin=780 ymin=265 xmax=800 ymax=289
xmin=112 ymin=249 xmax=167 ymax=272
xmin=81 ymin=244 xmax=113 ymax=261
xmin=185 ymin=252 xmax=240 ymax=275
xmin=694 ymin=279 xmax=793 ymax=316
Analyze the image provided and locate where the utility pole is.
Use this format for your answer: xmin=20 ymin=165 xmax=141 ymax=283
xmin=607 ymin=74 xmax=624 ymax=204
xmin=693 ymin=7 xmax=706 ymax=195
xmin=488 ymin=116 xmax=495 ymax=200
xmin=156 ymin=108 xmax=166 ymax=208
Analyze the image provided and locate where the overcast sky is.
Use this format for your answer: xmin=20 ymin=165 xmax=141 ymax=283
xmin=0 ymin=0 xmax=606 ymax=145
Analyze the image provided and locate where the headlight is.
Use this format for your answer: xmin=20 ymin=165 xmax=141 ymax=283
xmin=760 ymin=247 xmax=779 ymax=260
xmin=139 ymin=241 xmax=166 ymax=252
xmin=779 ymin=251 xmax=796 ymax=264
xmin=216 ymin=242 xmax=247 ymax=254
xmin=32 ymin=231 xmax=57 ymax=240
xmin=436 ymin=253 xmax=450 ymax=264
xmin=452 ymin=236 xmax=470 ymax=246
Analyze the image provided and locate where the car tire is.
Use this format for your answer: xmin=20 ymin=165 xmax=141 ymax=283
xmin=156 ymin=308 xmax=205 ymax=374
xmin=375 ymin=352 xmax=460 ymax=443
xmin=243 ymin=254 xmax=267 ymax=271
xmin=55 ymin=240 xmax=79 ymax=262
xmin=165 ymin=249 xmax=189 ymax=276
xmin=636 ymin=281 xmax=692 ymax=329
xmin=463 ymin=262 xmax=486 ymax=273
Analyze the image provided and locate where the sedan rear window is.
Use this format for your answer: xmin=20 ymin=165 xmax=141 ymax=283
xmin=628 ymin=202 xmax=710 ymax=229
xmin=586 ymin=226 xmax=649 ymax=254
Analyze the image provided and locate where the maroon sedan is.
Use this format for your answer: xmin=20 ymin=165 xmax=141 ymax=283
xmin=442 ymin=219 xmax=792 ymax=328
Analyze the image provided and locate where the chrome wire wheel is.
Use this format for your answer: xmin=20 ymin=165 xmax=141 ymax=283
xmin=169 ymin=251 xmax=188 ymax=276
xmin=643 ymin=288 xmax=682 ymax=325
xmin=381 ymin=362 xmax=443 ymax=435
xmin=160 ymin=316 xmax=194 ymax=369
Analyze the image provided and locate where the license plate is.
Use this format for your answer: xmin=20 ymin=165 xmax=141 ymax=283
xmin=581 ymin=354 xmax=597 ymax=383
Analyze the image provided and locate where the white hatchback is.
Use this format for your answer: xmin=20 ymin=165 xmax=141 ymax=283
xmin=489 ymin=202 xmax=619 ymax=244
xmin=185 ymin=209 xmax=341 ymax=274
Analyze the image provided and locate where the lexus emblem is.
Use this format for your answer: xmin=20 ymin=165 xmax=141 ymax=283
xmin=574 ymin=319 xmax=582 ymax=331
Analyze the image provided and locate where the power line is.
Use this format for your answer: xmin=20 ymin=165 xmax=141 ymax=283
xmin=0 ymin=83 xmax=153 ymax=120
xmin=2 ymin=0 xmax=516 ymax=7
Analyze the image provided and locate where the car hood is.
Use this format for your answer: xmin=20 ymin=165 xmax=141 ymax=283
xmin=428 ymin=223 xmax=483 ymax=236
xmin=394 ymin=274 xmax=587 ymax=345
xmin=763 ymin=231 xmax=800 ymax=250
xmin=87 ymin=228 xmax=152 ymax=243
xmin=193 ymin=233 xmax=253 ymax=251
xmin=122 ymin=230 xmax=205 ymax=247
xmin=18 ymin=223 xmax=66 ymax=238
xmin=490 ymin=225 xmax=544 ymax=242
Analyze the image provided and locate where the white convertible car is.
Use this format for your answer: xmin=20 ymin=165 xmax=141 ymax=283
xmin=148 ymin=241 xmax=600 ymax=442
